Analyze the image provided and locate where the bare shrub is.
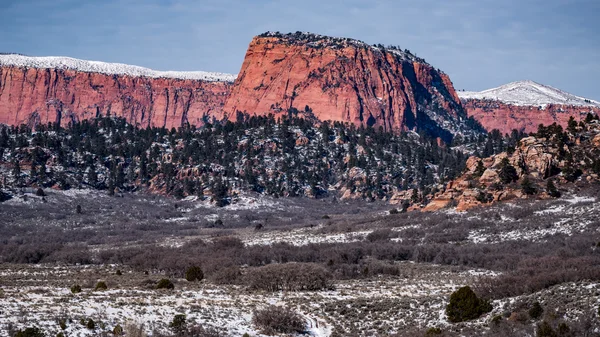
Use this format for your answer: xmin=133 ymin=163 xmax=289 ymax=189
xmin=124 ymin=322 xmax=147 ymax=337
xmin=246 ymin=262 xmax=332 ymax=291
xmin=252 ymin=305 xmax=306 ymax=335
xmin=366 ymin=228 xmax=392 ymax=242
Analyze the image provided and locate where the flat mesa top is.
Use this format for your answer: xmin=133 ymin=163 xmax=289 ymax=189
xmin=458 ymin=80 xmax=600 ymax=108
xmin=0 ymin=54 xmax=238 ymax=82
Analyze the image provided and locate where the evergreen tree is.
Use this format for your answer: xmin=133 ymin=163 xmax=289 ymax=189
xmin=498 ymin=158 xmax=518 ymax=184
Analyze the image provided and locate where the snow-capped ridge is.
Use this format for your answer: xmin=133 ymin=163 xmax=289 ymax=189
xmin=0 ymin=54 xmax=237 ymax=82
xmin=458 ymin=80 xmax=600 ymax=108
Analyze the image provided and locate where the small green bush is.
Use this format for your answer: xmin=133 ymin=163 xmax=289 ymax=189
xmin=425 ymin=327 xmax=442 ymax=336
xmin=86 ymin=319 xmax=95 ymax=330
xmin=58 ymin=318 xmax=67 ymax=330
xmin=116 ymin=269 xmax=122 ymax=276
xmin=536 ymin=321 xmax=557 ymax=337
xmin=185 ymin=266 xmax=204 ymax=282
xmin=94 ymin=281 xmax=107 ymax=291
xmin=490 ymin=314 xmax=503 ymax=325
xmin=169 ymin=314 xmax=187 ymax=334
xmin=529 ymin=301 xmax=544 ymax=320
xmin=446 ymin=286 xmax=492 ymax=323
xmin=157 ymin=278 xmax=174 ymax=290
xmin=15 ymin=327 xmax=45 ymax=337
xmin=113 ymin=324 xmax=124 ymax=336
xmin=70 ymin=285 xmax=82 ymax=294
xmin=389 ymin=208 xmax=399 ymax=215
xmin=35 ymin=188 xmax=46 ymax=197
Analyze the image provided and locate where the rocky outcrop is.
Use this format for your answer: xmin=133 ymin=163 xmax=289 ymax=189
xmin=422 ymin=119 xmax=600 ymax=211
xmin=223 ymin=32 xmax=470 ymax=141
xmin=462 ymin=99 xmax=600 ymax=134
xmin=0 ymin=66 xmax=232 ymax=129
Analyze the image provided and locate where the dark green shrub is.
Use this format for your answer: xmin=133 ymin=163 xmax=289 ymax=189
xmin=389 ymin=208 xmax=399 ymax=215
xmin=557 ymin=323 xmax=570 ymax=335
xmin=185 ymin=266 xmax=204 ymax=282
xmin=446 ymin=286 xmax=492 ymax=323
xmin=35 ymin=188 xmax=45 ymax=197
xmin=58 ymin=318 xmax=67 ymax=330
xmin=490 ymin=314 xmax=503 ymax=325
xmin=15 ymin=327 xmax=45 ymax=337
xmin=116 ymin=269 xmax=122 ymax=276
xmin=546 ymin=179 xmax=561 ymax=198
xmin=169 ymin=314 xmax=187 ymax=334
xmin=76 ymin=205 xmax=82 ymax=214
xmin=252 ymin=305 xmax=306 ymax=335
xmin=536 ymin=321 xmax=557 ymax=337
xmin=521 ymin=176 xmax=537 ymax=195
xmin=94 ymin=281 xmax=107 ymax=291
xmin=86 ymin=319 xmax=95 ymax=330
xmin=113 ymin=324 xmax=123 ymax=336
xmin=425 ymin=327 xmax=442 ymax=336
xmin=157 ymin=278 xmax=174 ymax=289
xmin=529 ymin=301 xmax=544 ymax=320
xmin=70 ymin=285 xmax=82 ymax=294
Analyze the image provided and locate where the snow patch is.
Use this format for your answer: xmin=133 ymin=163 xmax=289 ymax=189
xmin=458 ymin=80 xmax=600 ymax=108
xmin=0 ymin=54 xmax=237 ymax=82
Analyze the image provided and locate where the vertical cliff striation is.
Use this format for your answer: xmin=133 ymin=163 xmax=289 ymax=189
xmin=0 ymin=56 xmax=234 ymax=129
xmin=223 ymin=32 xmax=472 ymax=141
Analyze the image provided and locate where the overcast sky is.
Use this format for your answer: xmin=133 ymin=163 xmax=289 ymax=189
xmin=1 ymin=0 xmax=598 ymax=100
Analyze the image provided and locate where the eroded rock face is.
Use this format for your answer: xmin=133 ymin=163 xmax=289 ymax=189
xmin=223 ymin=33 xmax=468 ymax=141
xmin=0 ymin=66 xmax=232 ymax=129
xmin=425 ymin=122 xmax=600 ymax=211
xmin=463 ymin=99 xmax=600 ymax=134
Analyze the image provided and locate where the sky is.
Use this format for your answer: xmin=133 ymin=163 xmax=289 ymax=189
xmin=1 ymin=0 xmax=599 ymax=100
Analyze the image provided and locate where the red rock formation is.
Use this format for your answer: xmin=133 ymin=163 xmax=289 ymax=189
xmin=0 ymin=66 xmax=232 ymax=129
xmin=463 ymin=99 xmax=600 ymax=134
xmin=223 ymin=33 xmax=467 ymax=140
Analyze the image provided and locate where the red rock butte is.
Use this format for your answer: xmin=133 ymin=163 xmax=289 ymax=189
xmin=222 ymin=32 xmax=467 ymax=139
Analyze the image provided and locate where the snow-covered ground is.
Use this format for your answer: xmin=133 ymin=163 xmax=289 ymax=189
xmin=0 ymin=263 xmax=495 ymax=337
xmin=468 ymin=195 xmax=599 ymax=244
xmin=0 ymin=54 xmax=237 ymax=82
xmin=458 ymin=80 xmax=600 ymax=108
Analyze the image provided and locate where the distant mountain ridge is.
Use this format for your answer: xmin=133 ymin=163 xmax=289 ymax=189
xmin=458 ymin=80 xmax=600 ymax=108
xmin=0 ymin=54 xmax=237 ymax=82
xmin=459 ymin=80 xmax=600 ymax=134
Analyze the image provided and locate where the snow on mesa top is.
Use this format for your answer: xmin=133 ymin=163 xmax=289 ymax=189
xmin=458 ymin=80 xmax=600 ymax=108
xmin=0 ymin=54 xmax=237 ymax=82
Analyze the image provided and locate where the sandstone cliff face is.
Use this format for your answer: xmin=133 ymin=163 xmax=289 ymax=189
xmin=463 ymin=99 xmax=600 ymax=134
xmin=0 ymin=66 xmax=232 ymax=129
xmin=223 ymin=33 xmax=468 ymax=141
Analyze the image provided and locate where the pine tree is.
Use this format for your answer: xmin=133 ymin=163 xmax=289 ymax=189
xmin=546 ymin=179 xmax=561 ymax=198
xmin=12 ymin=159 xmax=22 ymax=186
xmin=520 ymin=175 xmax=536 ymax=195
xmin=498 ymin=158 xmax=518 ymax=184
